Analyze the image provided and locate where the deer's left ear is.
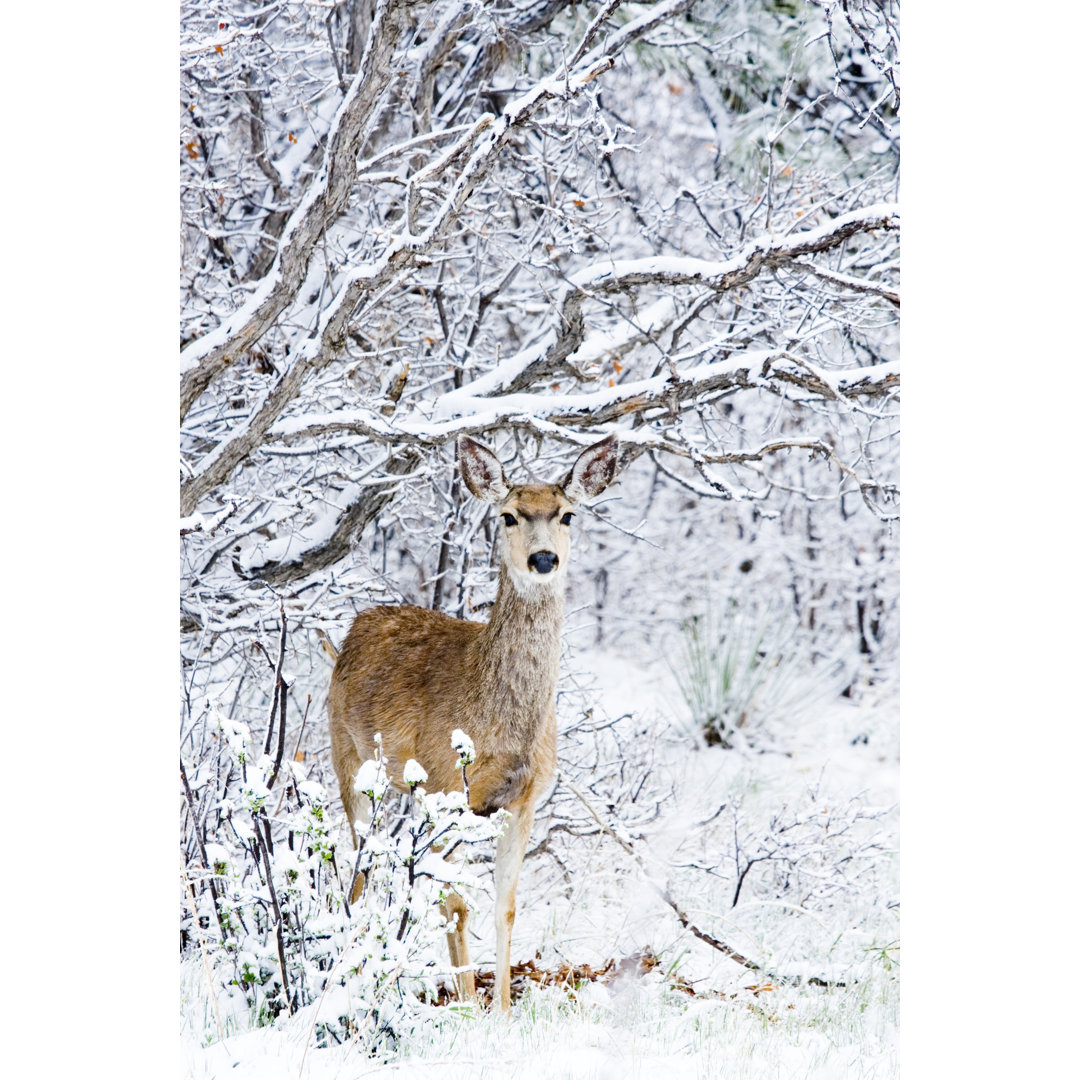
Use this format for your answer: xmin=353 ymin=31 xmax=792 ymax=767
xmin=562 ymin=434 xmax=619 ymax=503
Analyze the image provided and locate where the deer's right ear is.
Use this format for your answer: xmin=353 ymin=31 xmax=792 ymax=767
xmin=458 ymin=436 xmax=511 ymax=503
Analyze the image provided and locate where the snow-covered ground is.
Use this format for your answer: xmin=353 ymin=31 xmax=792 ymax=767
xmin=181 ymin=645 xmax=898 ymax=1079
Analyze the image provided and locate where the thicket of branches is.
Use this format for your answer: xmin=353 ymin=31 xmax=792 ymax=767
xmin=180 ymin=0 xmax=899 ymax=1041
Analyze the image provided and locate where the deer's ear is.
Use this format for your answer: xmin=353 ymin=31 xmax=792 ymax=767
xmin=458 ymin=436 xmax=511 ymax=503
xmin=562 ymin=434 xmax=619 ymax=503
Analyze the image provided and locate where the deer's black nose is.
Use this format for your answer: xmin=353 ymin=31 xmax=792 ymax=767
xmin=528 ymin=551 xmax=559 ymax=574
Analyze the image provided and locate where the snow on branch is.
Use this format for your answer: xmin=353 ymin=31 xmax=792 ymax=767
xmin=267 ymin=349 xmax=772 ymax=449
xmin=439 ymin=296 xmax=679 ymax=403
xmin=260 ymin=346 xmax=893 ymax=461
xmin=786 ymin=260 xmax=900 ymax=306
xmin=179 ymin=0 xmax=699 ymax=428
xmin=438 ymin=204 xmax=899 ymax=411
xmin=179 ymin=0 xmax=416 ymax=421
xmin=568 ymin=204 xmax=898 ymax=292
xmin=179 ymin=0 xmax=703 ymax=513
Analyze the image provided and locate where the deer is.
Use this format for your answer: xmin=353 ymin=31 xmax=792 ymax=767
xmin=327 ymin=432 xmax=619 ymax=1012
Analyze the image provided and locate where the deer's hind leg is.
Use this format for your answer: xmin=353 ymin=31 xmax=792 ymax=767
xmin=441 ymin=888 xmax=476 ymax=1003
xmin=329 ymin=725 xmax=375 ymax=903
xmin=330 ymin=726 xmax=367 ymax=841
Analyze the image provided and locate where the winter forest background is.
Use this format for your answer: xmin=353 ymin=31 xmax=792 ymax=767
xmin=179 ymin=1 xmax=901 ymax=1075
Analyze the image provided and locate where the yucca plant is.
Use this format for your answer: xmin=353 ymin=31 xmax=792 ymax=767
xmin=673 ymin=595 xmax=851 ymax=748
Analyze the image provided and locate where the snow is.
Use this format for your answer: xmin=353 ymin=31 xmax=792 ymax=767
xmin=236 ymin=481 xmax=368 ymax=572
xmin=437 ymin=353 xmax=770 ymax=422
xmin=179 ymin=270 xmax=283 ymax=374
xmin=182 ymin=645 xmax=897 ymax=1078
xmin=179 ymin=3 xmax=901 ymax=1075
xmin=353 ymin=758 xmax=388 ymax=797
xmin=403 ymin=759 xmax=428 ymax=785
xmin=436 ymin=296 xmax=678 ymax=410
xmin=272 ymin=350 xmax=779 ymax=444
xmin=451 ymin=728 xmax=476 ymax=765
xmin=568 ymin=204 xmax=899 ymax=293
xmin=183 ymin=1014 xmax=890 ymax=1080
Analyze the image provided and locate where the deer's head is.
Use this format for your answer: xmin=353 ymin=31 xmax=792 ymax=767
xmin=458 ymin=434 xmax=620 ymax=597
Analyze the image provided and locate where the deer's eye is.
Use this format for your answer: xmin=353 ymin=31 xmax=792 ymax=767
xmin=560 ymin=512 xmax=574 ymax=526
xmin=501 ymin=513 xmax=518 ymax=527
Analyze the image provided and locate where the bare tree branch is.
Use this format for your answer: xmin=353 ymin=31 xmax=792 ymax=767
xmin=449 ymin=204 xmax=898 ymax=402
xmin=246 ymin=448 xmax=422 ymax=583
xmin=179 ymin=0 xmax=421 ymax=422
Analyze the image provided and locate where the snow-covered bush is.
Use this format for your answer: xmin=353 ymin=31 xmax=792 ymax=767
xmin=181 ymin=694 xmax=505 ymax=1047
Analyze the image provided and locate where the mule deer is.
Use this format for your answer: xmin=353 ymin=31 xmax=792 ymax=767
xmin=328 ymin=433 xmax=619 ymax=1011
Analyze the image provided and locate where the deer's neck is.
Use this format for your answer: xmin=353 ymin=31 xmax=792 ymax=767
xmin=476 ymin=564 xmax=565 ymax=740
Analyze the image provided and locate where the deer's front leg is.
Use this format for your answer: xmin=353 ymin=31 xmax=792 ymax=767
xmin=493 ymin=802 xmax=535 ymax=1012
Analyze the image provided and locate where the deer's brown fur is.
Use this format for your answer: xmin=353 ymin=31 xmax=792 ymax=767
xmin=328 ymin=433 xmax=619 ymax=1011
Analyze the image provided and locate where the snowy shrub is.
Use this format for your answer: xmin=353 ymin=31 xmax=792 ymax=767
xmin=180 ymin=695 xmax=506 ymax=1048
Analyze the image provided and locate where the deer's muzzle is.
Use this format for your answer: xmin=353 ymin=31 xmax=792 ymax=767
xmin=527 ymin=551 xmax=559 ymax=574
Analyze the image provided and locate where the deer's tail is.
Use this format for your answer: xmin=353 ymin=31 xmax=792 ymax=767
xmin=316 ymin=628 xmax=339 ymax=664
